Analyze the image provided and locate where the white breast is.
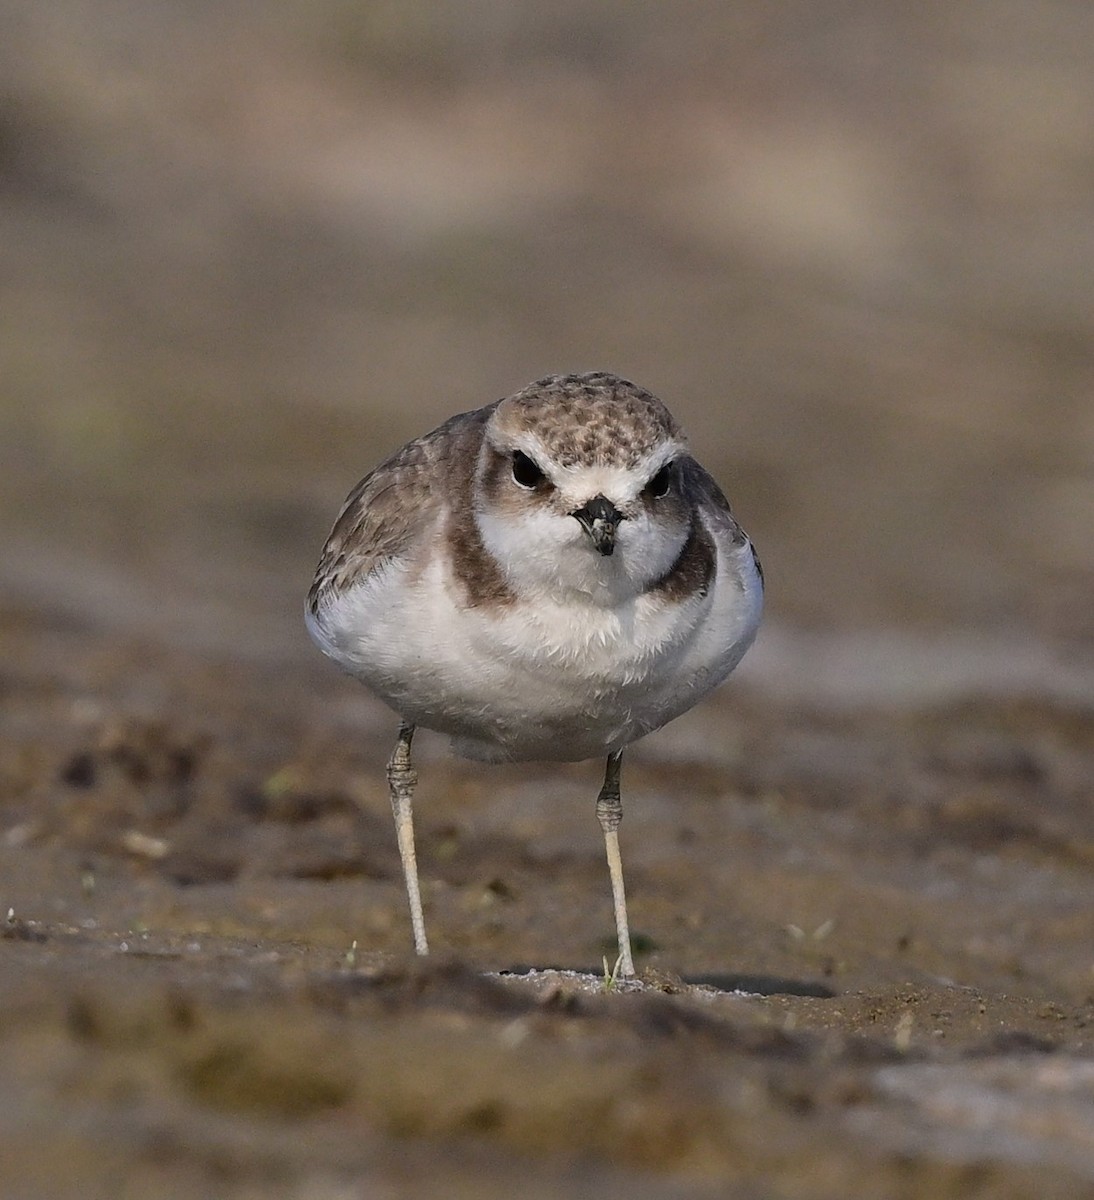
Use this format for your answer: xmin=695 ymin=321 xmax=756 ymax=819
xmin=307 ymin=521 xmax=762 ymax=763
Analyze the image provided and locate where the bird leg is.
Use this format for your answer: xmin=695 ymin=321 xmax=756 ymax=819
xmin=596 ymin=750 xmax=635 ymax=977
xmin=386 ymin=721 xmax=428 ymax=955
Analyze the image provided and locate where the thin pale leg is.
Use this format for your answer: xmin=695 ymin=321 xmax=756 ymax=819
xmin=596 ymin=750 xmax=635 ymax=977
xmin=386 ymin=721 xmax=429 ymax=955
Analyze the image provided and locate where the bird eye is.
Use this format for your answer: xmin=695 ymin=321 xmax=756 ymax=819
xmin=511 ymin=450 xmax=547 ymax=489
xmin=645 ymin=462 xmax=673 ymax=499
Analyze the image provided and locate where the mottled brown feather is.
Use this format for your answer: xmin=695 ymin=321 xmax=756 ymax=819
xmin=308 ymin=404 xmax=501 ymax=616
xmin=494 ymin=373 xmax=682 ymax=468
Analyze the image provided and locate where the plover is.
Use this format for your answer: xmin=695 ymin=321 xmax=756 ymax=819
xmin=306 ymin=372 xmax=763 ymax=975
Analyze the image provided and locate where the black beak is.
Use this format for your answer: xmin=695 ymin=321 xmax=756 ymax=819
xmin=571 ymin=495 xmax=623 ymax=557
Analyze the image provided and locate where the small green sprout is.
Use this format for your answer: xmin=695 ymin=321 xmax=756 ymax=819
xmin=602 ymin=953 xmax=624 ymax=993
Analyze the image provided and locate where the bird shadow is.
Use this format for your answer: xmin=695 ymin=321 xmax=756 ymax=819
xmin=683 ymin=971 xmax=836 ymax=998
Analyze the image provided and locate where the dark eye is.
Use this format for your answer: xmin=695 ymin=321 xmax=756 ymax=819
xmin=511 ymin=450 xmax=547 ymax=489
xmin=645 ymin=462 xmax=673 ymax=499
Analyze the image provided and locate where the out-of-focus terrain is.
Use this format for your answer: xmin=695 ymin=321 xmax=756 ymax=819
xmin=0 ymin=4 xmax=1091 ymax=1197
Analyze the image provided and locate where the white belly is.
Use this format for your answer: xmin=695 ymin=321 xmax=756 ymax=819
xmin=307 ymin=542 xmax=761 ymax=763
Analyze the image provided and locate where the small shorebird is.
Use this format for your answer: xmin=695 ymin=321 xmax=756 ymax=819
xmin=306 ymin=372 xmax=763 ymax=975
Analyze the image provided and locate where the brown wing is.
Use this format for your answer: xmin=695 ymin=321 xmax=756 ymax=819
xmin=678 ymin=457 xmax=744 ymax=540
xmin=307 ymin=404 xmax=495 ymax=617
xmin=679 ymin=456 xmax=763 ymax=587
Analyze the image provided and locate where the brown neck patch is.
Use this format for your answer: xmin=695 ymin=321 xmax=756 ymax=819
xmin=647 ymin=516 xmax=716 ymax=602
xmin=446 ymin=436 xmax=516 ymax=609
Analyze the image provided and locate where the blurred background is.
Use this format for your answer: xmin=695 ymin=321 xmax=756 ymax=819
xmin=1 ymin=0 xmax=1092 ymax=701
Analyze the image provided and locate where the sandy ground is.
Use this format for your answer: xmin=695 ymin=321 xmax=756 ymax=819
xmin=1 ymin=4 xmax=1093 ymax=1196
xmin=1 ymin=606 xmax=1091 ymax=1198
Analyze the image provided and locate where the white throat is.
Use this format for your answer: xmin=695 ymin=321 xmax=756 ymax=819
xmin=476 ymin=504 xmax=686 ymax=607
